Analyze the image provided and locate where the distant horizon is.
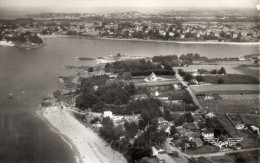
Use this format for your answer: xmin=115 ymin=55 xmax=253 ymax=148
xmin=0 ymin=0 xmax=258 ymax=10
xmin=0 ymin=6 xmax=258 ymax=14
xmin=0 ymin=0 xmax=258 ymax=19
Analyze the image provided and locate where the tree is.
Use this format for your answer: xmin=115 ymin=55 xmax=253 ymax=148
xmin=124 ymin=122 xmax=139 ymax=138
xmin=175 ymin=117 xmax=185 ymax=126
xmin=101 ymin=117 xmax=114 ymax=128
xmin=194 ymin=53 xmax=201 ymax=60
xmin=90 ymin=117 xmax=100 ymax=124
xmin=92 ymin=101 xmax=105 ymax=112
xmin=124 ymin=82 xmax=137 ymax=95
xmin=163 ymin=109 xmax=174 ymax=121
xmin=197 ymin=69 xmax=208 ymax=74
xmin=218 ymin=67 xmax=226 ymax=74
xmin=217 ymin=78 xmax=224 ymax=84
xmin=183 ymin=73 xmax=193 ymax=82
xmin=185 ymin=112 xmax=194 ymax=123
xmin=119 ymin=72 xmax=133 ymax=80
xmin=178 ymin=69 xmax=186 ymax=76
xmin=196 ymin=75 xmax=204 ymax=82
xmin=76 ymin=92 xmax=97 ymax=109
xmin=88 ymin=67 xmax=94 ymax=72
xmin=235 ymin=157 xmax=246 ymax=163
xmin=130 ymin=145 xmax=152 ymax=161
xmin=210 ymin=69 xmax=218 ymax=74
xmin=138 ymin=119 xmax=147 ymax=131
xmin=170 ymin=125 xmax=177 ymax=136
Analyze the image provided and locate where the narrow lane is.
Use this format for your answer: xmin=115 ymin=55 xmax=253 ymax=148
xmin=174 ymin=69 xmax=204 ymax=112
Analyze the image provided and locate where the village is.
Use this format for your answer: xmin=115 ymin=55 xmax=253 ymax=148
xmin=40 ymin=52 xmax=260 ymax=163
xmin=0 ymin=9 xmax=259 ymax=43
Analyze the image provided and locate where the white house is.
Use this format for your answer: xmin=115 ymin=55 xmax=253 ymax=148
xmin=235 ymin=123 xmax=245 ymax=130
xmin=148 ymin=72 xmax=158 ymax=81
xmin=204 ymin=95 xmax=214 ymax=100
xmin=152 ymin=146 xmax=165 ymax=156
xmin=250 ymin=125 xmax=260 ymax=134
xmin=192 ymin=70 xmax=200 ymax=77
xmin=205 ymin=112 xmax=216 ymax=119
xmin=103 ymin=111 xmax=113 ymax=119
xmin=238 ymin=56 xmax=246 ymax=61
xmin=202 ymin=129 xmax=214 ymax=138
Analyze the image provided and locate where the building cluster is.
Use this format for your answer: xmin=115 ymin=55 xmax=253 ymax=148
xmin=0 ymin=16 xmax=258 ymax=42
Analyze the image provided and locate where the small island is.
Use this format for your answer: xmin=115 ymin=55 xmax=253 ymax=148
xmin=0 ymin=31 xmax=44 ymax=48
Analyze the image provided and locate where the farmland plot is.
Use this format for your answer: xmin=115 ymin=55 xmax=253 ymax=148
xmin=200 ymin=94 xmax=259 ymax=113
xmin=234 ymin=67 xmax=259 ymax=80
xmin=191 ymin=84 xmax=260 ymax=94
xmin=178 ymin=64 xmax=246 ymax=74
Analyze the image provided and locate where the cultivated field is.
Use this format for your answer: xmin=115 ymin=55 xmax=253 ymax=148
xmin=240 ymin=114 xmax=260 ymax=127
xmin=191 ymin=84 xmax=260 ymax=94
xmin=216 ymin=114 xmax=259 ymax=148
xmin=202 ymin=74 xmax=259 ymax=84
xmin=177 ymin=64 xmax=245 ymax=74
xmin=234 ymin=67 xmax=259 ymax=80
xmin=199 ymin=94 xmax=259 ymax=113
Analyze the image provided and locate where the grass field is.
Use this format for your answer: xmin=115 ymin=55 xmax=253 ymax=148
xmin=240 ymin=114 xmax=260 ymax=127
xmin=202 ymin=74 xmax=259 ymax=84
xmin=191 ymin=84 xmax=260 ymax=94
xmin=178 ymin=64 xmax=246 ymax=74
xmin=199 ymin=94 xmax=259 ymax=114
xmin=216 ymin=114 xmax=259 ymax=148
xmin=234 ymin=67 xmax=259 ymax=80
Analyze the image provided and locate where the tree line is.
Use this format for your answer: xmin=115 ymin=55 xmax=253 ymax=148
xmin=105 ymin=59 xmax=176 ymax=76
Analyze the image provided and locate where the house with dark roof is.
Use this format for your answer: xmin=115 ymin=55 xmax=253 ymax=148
xmin=191 ymin=138 xmax=204 ymax=148
xmin=185 ymin=131 xmax=201 ymax=141
xmin=183 ymin=122 xmax=200 ymax=132
xmin=158 ymin=117 xmax=169 ymax=130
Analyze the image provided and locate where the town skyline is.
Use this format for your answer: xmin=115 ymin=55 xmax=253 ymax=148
xmin=0 ymin=0 xmax=258 ymax=10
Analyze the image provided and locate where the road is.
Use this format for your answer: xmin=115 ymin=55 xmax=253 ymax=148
xmin=164 ymin=142 xmax=260 ymax=158
xmin=188 ymin=147 xmax=260 ymax=158
xmin=174 ymin=70 xmax=203 ymax=112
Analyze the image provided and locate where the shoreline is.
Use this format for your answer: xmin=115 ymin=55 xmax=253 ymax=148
xmin=38 ymin=105 xmax=127 ymax=163
xmin=97 ymin=37 xmax=260 ymax=45
xmin=37 ymin=108 xmax=83 ymax=163
xmin=40 ymin=34 xmax=260 ymax=45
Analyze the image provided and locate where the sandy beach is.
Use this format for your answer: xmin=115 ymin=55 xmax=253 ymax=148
xmin=40 ymin=34 xmax=260 ymax=45
xmin=39 ymin=105 xmax=127 ymax=163
xmin=95 ymin=37 xmax=260 ymax=45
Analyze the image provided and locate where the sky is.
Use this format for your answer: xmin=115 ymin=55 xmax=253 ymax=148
xmin=0 ymin=0 xmax=258 ymax=9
